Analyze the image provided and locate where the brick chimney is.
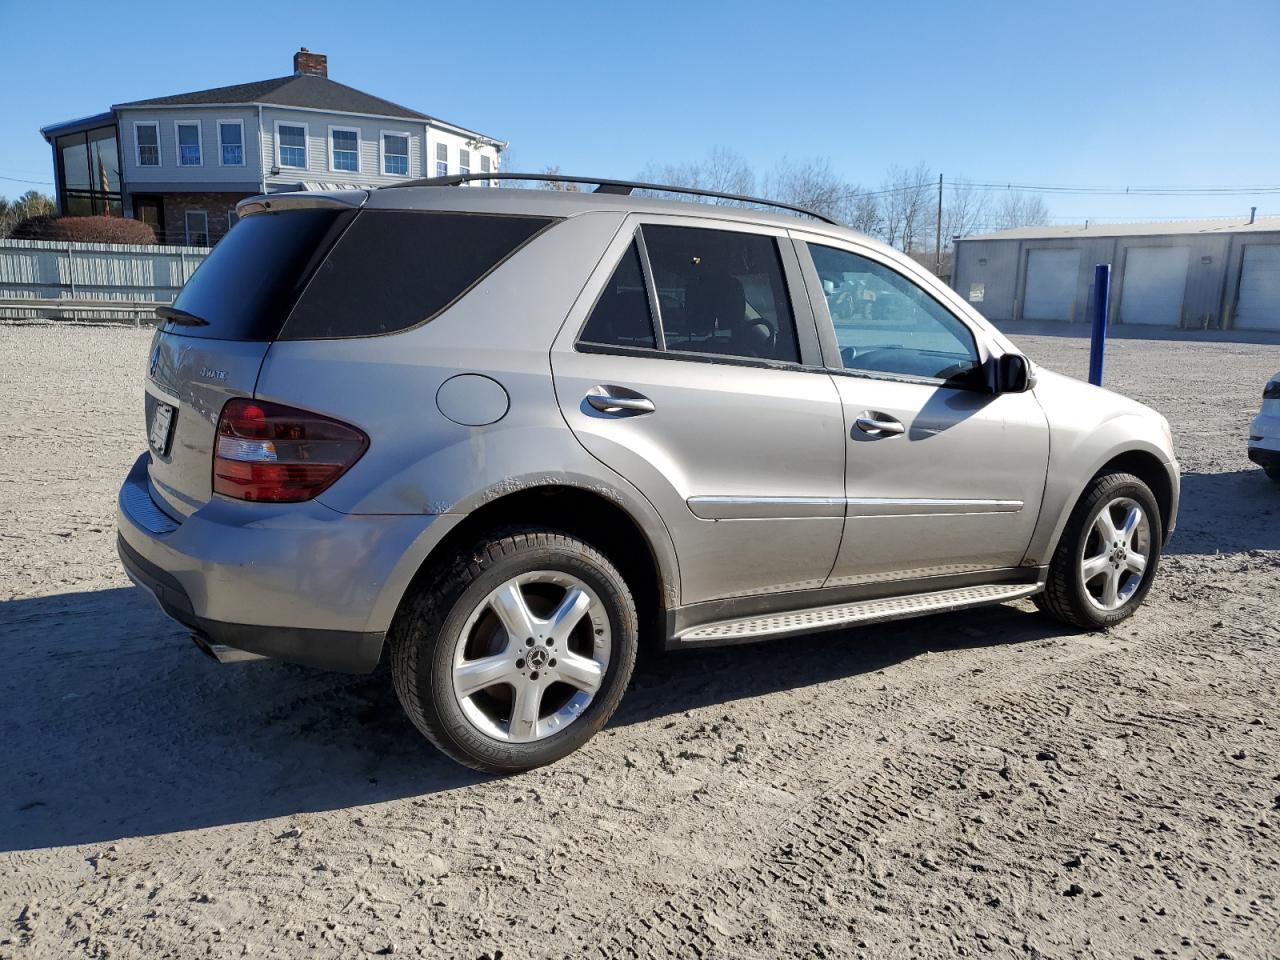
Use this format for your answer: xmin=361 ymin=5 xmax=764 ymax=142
xmin=293 ymin=48 xmax=327 ymax=78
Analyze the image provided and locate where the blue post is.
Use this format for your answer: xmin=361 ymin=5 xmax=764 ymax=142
xmin=1088 ymin=263 xmax=1111 ymax=386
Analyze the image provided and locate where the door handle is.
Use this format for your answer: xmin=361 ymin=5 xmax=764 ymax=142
xmin=854 ymin=413 xmax=905 ymax=437
xmin=586 ymin=390 xmax=656 ymax=415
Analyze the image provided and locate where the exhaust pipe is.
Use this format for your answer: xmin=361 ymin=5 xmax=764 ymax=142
xmin=191 ymin=633 xmax=270 ymax=664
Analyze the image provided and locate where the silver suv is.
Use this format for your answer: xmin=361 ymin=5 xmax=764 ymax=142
xmin=118 ymin=174 xmax=1180 ymax=772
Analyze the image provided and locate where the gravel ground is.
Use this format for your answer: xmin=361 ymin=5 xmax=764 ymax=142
xmin=1 ymin=323 xmax=1278 ymax=960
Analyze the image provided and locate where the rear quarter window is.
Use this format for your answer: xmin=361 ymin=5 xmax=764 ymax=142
xmin=166 ymin=208 xmax=348 ymax=341
xmin=280 ymin=210 xmax=555 ymax=340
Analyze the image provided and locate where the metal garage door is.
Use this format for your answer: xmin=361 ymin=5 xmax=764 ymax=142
xmin=1235 ymin=244 xmax=1280 ymax=331
xmin=1023 ymin=249 xmax=1079 ymax=321
xmin=1119 ymin=246 xmax=1189 ymax=326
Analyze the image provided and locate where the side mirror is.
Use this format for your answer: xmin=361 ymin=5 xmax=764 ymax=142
xmin=996 ymin=353 xmax=1035 ymax=393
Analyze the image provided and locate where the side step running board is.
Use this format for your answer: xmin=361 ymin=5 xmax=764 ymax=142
xmin=675 ymin=583 xmax=1042 ymax=646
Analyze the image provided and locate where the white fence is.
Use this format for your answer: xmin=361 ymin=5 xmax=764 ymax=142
xmin=0 ymin=238 xmax=211 ymax=321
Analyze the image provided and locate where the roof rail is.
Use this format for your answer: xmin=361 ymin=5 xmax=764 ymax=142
xmin=382 ymin=172 xmax=841 ymax=226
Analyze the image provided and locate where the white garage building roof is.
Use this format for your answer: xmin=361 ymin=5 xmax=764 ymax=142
xmin=968 ymin=216 xmax=1280 ymax=241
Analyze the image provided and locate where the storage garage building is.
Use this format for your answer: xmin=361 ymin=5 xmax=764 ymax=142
xmin=951 ymin=217 xmax=1280 ymax=332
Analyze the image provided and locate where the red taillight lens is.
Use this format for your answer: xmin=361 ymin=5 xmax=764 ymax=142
xmin=213 ymin=398 xmax=368 ymax=503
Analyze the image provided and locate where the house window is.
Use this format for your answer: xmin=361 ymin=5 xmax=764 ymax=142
xmin=135 ymin=122 xmax=160 ymax=167
xmin=459 ymin=148 xmax=471 ymax=177
xmin=329 ymin=126 xmax=359 ymax=173
xmin=56 ymin=125 xmax=122 ymax=217
xmin=218 ymin=121 xmax=244 ymax=166
xmin=227 ymin=208 xmax=239 ymax=231
xmin=277 ymin=123 xmax=307 ymax=168
xmin=435 ymin=141 xmax=448 ymax=177
xmin=480 ymin=154 xmax=491 ymax=187
xmin=176 ymin=122 xmax=202 ymax=166
xmin=382 ymin=132 xmax=409 ymax=176
xmin=185 ymin=210 xmax=209 ymax=246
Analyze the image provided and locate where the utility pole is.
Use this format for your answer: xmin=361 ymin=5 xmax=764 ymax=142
xmin=935 ymin=173 xmax=943 ymax=276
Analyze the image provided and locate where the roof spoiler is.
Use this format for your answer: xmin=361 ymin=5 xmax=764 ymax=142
xmin=236 ymin=190 xmax=368 ymax=219
xmin=382 ymin=172 xmax=840 ymax=225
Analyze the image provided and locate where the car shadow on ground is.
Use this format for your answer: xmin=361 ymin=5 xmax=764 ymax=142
xmin=1166 ymin=469 xmax=1280 ymax=555
xmin=0 ymin=584 xmax=1067 ymax=852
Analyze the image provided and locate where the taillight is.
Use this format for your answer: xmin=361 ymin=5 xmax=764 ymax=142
xmin=1265 ymin=380 xmax=1280 ymax=400
xmin=213 ymin=398 xmax=368 ymax=503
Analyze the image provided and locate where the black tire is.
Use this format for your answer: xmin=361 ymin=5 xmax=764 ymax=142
xmin=1037 ymin=472 xmax=1163 ymax=630
xmin=390 ymin=527 xmax=638 ymax=773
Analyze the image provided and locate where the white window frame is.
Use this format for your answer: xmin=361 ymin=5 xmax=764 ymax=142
xmin=274 ymin=120 xmax=310 ymax=170
xmin=380 ymin=129 xmax=411 ymax=177
xmin=174 ymin=121 xmax=203 ymax=167
xmin=184 ymin=210 xmax=209 ymax=246
xmin=217 ymin=119 xmax=245 ymax=167
xmin=480 ymin=154 xmax=492 ymax=187
xmin=459 ymin=147 xmax=471 ymax=177
xmin=327 ymin=124 xmax=361 ymax=174
xmin=435 ymin=141 xmax=448 ymax=177
xmin=134 ymin=121 xmax=161 ymax=168
xmin=227 ymin=207 xmax=239 ymax=231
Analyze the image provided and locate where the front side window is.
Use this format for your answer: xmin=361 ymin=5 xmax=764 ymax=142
xmin=808 ymin=243 xmax=981 ymax=384
xmin=185 ymin=210 xmax=209 ymax=246
xmin=176 ymin=122 xmax=201 ymax=166
xmin=382 ymin=132 xmax=409 ymax=175
xmin=278 ymin=123 xmax=307 ymax=168
xmin=136 ymin=123 xmax=160 ymax=166
xmin=218 ymin=121 xmax=243 ymax=166
xmin=643 ymin=225 xmax=800 ymax=364
xmin=580 ymin=241 xmax=656 ymax=349
xmin=435 ymin=141 xmax=448 ymax=177
xmin=330 ymin=127 xmax=359 ymax=172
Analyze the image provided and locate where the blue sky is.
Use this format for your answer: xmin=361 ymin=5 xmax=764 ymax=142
xmin=2 ymin=0 xmax=1277 ymax=222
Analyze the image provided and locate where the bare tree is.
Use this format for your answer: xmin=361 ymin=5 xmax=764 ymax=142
xmin=942 ymin=178 xmax=990 ymax=244
xmin=991 ymin=191 xmax=1050 ymax=229
xmin=636 ymin=146 xmax=756 ymax=203
xmin=540 ymin=164 xmax=582 ymax=191
xmin=879 ymin=162 xmax=934 ymax=253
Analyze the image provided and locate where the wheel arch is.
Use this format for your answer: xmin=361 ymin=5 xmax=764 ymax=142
xmin=388 ymin=483 xmax=677 ymax=647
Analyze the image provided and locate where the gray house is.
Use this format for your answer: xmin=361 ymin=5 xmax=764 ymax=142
xmin=39 ymin=49 xmax=505 ymax=245
xmin=951 ymin=217 xmax=1280 ymax=333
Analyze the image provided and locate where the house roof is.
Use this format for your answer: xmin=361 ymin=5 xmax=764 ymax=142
xmin=112 ymin=73 xmax=501 ymax=143
xmin=963 ymin=216 xmax=1280 ymax=242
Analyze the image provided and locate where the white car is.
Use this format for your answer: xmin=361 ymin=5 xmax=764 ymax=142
xmin=1249 ymin=372 xmax=1280 ymax=483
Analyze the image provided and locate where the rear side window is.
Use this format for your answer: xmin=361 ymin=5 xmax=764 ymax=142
xmin=643 ymin=225 xmax=800 ymax=364
xmin=579 ymin=241 xmax=656 ymax=349
xmin=281 ymin=211 xmax=554 ymax=340
xmin=166 ymin=208 xmax=346 ymax=340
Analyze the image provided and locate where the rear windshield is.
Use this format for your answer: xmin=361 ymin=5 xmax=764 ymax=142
xmin=279 ymin=210 xmax=555 ymax=340
xmin=165 ymin=208 xmax=347 ymax=341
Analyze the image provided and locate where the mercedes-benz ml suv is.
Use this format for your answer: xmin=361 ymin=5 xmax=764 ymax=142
xmin=117 ymin=174 xmax=1180 ymax=772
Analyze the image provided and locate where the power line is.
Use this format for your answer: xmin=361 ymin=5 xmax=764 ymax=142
xmin=0 ymin=173 xmax=55 ymax=186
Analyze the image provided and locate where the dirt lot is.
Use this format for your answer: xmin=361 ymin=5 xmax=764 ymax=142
xmin=1 ymin=323 xmax=1278 ymax=959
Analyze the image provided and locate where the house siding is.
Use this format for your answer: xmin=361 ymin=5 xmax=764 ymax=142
xmin=117 ymin=107 xmax=263 ymax=190
xmin=262 ymin=107 xmax=426 ymax=188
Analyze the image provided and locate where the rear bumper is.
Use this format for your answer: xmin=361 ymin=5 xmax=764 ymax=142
xmin=1248 ymin=445 xmax=1280 ymax=471
xmin=116 ymin=453 xmax=450 ymax=673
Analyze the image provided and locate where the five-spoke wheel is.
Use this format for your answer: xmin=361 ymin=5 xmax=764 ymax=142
xmin=1039 ymin=471 xmax=1163 ymax=629
xmin=452 ymin=572 xmax=611 ymax=743
xmin=390 ymin=528 xmax=638 ymax=773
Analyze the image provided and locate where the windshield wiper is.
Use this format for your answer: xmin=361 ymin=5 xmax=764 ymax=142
xmin=156 ymin=304 xmax=209 ymax=326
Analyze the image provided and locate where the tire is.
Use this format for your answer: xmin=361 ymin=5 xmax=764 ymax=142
xmin=1037 ymin=472 xmax=1163 ymax=630
xmin=390 ymin=527 xmax=638 ymax=773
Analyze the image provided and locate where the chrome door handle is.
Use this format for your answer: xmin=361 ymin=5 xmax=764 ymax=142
xmin=854 ymin=414 xmax=905 ymax=437
xmin=586 ymin=392 xmax=656 ymax=415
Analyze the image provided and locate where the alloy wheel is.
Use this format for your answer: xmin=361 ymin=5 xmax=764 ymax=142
xmin=451 ymin=571 xmax=611 ymax=743
xmin=1080 ymin=496 xmax=1151 ymax=611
